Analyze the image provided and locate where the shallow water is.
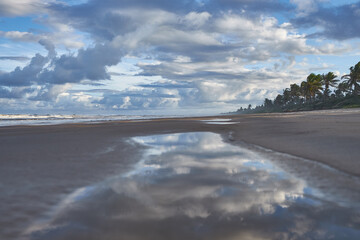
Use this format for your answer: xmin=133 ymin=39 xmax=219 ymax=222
xmin=200 ymin=118 xmax=240 ymax=125
xmin=25 ymin=132 xmax=360 ymax=240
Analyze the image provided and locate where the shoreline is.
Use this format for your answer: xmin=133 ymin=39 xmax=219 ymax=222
xmin=1 ymin=108 xmax=360 ymax=177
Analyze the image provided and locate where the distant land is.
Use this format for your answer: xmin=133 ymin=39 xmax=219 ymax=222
xmin=233 ymin=61 xmax=360 ymax=114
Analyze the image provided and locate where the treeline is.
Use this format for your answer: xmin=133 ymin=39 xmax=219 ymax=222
xmin=237 ymin=61 xmax=360 ymax=113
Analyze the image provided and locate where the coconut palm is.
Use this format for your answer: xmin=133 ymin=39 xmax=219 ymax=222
xmin=322 ymin=72 xmax=339 ymax=100
xmin=335 ymin=81 xmax=350 ymax=98
xmin=264 ymin=98 xmax=273 ymax=108
xmin=300 ymin=81 xmax=310 ymax=101
xmin=302 ymin=73 xmax=323 ymax=102
xmin=341 ymin=62 xmax=360 ymax=95
xmin=282 ymin=88 xmax=291 ymax=105
xmin=289 ymin=83 xmax=301 ymax=103
xmin=274 ymin=94 xmax=284 ymax=106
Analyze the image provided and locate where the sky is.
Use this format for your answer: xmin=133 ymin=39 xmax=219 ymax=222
xmin=0 ymin=0 xmax=360 ymax=115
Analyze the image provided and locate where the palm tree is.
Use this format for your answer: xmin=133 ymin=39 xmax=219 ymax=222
xmin=274 ymin=94 xmax=284 ymax=106
xmin=322 ymin=72 xmax=339 ymax=100
xmin=289 ymin=83 xmax=301 ymax=103
xmin=282 ymin=88 xmax=291 ymax=105
xmin=300 ymin=81 xmax=310 ymax=102
xmin=341 ymin=61 xmax=360 ymax=95
xmin=302 ymin=73 xmax=323 ymax=102
xmin=335 ymin=81 xmax=350 ymax=98
xmin=264 ymin=98 xmax=273 ymax=108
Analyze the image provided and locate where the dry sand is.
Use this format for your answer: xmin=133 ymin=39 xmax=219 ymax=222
xmin=0 ymin=108 xmax=359 ymax=239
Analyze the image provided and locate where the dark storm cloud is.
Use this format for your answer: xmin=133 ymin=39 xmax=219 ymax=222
xmin=292 ymin=2 xmax=360 ymax=40
xmin=0 ymin=38 xmax=124 ymax=101
xmin=0 ymin=41 xmax=52 ymax=87
xmin=38 ymin=43 xmax=123 ymax=84
xmin=0 ymin=40 xmax=123 ymax=86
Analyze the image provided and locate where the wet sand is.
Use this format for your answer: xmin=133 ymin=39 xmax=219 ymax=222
xmin=1 ymin=109 xmax=360 ymax=239
xmin=226 ymin=109 xmax=360 ymax=177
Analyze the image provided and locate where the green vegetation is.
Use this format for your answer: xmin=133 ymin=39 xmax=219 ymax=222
xmin=236 ymin=61 xmax=360 ymax=114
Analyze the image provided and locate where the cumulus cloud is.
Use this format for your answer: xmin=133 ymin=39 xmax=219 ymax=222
xmin=38 ymin=42 xmax=123 ymax=84
xmin=30 ymin=83 xmax=72 ymax=101
xmin=0 ymin=40 xmax=53 ymax=87
xmin=1 ymin=40 xmax=123 ymax=84
xmin=0 ymin=37 xmax=124 ymax=102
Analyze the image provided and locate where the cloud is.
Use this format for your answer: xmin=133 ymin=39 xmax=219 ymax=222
xmin=0 ymin=31 xmax=40 ymax=42
xmin=1 ymin=0 xmax=359 ymax=112
xmin=0 ymin=56 xmax=30 ymax=61
xmin=97 ymin=85 xmax=181 ymax=110
xmin=38 ymin=42 xmax=124 ymax=85
xmin=0 ymin=39 xmax=123 ymax=86
xmin=30 ymin=83 xmax=72 ymax=101
xmin=292 ymin=2 xmax=360 ymax=40
xmin=0 ymin=86 xmax=32 ymax=99
xmin=0 ymin=37 xmax=124 ymax=103
xmin=0 ymin=40 xmax=53 ymax=87
xmin=0 ymin=29 xmax=84 ymax=49
xmin=289 ymin=0 xmax=323 ymax=16
xmin=182 ymin=11 xmax=211 ymax=28
xmin=205 ymin=0 xmax=292 ymax=13
xmin=95 ymin=65 xmax=290 ymax=111
xmin=46 ymin=0 xmax=199 ymax=42
xmin=0 ymin=0 xmax=47 ymax=17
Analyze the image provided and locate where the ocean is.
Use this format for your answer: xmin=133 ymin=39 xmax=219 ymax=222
xmin=0 ymin=114 xmax=178 ymax=127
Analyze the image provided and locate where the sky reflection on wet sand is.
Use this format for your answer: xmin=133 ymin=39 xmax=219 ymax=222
xmin=26 ymin=132 xmax=360 ymax=240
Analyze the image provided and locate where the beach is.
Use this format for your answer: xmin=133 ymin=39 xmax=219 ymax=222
xmin=1 ymin=109 xmax=360 ymax=239
xmin=227 ymin=109 xmax=360 ymax=177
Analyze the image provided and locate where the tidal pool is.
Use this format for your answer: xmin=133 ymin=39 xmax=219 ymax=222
xmin=26 ymin=132 xmax=360 ymax=240
xmin=200 ymin=119 xmax=240 ymax=125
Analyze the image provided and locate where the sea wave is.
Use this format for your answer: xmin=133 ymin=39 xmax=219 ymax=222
xmin=0 ymin=114 xmax=174 ymax=127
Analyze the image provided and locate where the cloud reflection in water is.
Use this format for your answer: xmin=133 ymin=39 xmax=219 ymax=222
xmin=28 ymin=132 xmax=360 ymax=240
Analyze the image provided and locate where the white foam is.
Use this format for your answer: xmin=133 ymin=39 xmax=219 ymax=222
xmin=0 ymin=114 xmax=179 ymax=127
